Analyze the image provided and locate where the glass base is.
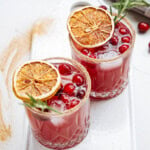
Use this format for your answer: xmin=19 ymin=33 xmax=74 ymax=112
xmin=32 ymin=119 xmax=90 ymax=150
xmin=90 ymin=81 xmax=128 ymax=100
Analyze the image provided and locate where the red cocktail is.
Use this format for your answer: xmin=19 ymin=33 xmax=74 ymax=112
xmin=68 ymin=7 xmax=135 ymax=100
xmin=25 ymin=58 xmax=91 ymax=149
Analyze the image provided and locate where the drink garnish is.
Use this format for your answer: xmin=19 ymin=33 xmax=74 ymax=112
xmin=68 ymin=6 xmax=114 ymax=48
xmin=12 ymin=60 xmax=61 ymax=102
xmin=24 ymin=94 xmax=62 ymax=114
xmin=112 ymin=0 xmax=150 ymax=24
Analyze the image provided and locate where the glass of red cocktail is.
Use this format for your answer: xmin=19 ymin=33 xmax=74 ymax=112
xmin=24 ymin=57 xmax=91 ymax=149
xmin=68 ymin=6 xmax=135 ymax=100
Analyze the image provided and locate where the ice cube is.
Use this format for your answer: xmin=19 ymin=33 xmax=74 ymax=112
xmin=50 ymin=117 xmax=65 ymax=127
xmin=100 ymin=57 xmax=123 ymax=70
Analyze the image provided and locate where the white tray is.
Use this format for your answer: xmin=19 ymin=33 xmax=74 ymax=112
xmin=29 ymin=0 xmax=136 ymax=149
xmin=0 ymin=0 xmax=136 ymax=149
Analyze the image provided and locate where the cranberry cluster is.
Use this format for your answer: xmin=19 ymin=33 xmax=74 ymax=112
xmin=79 ymin=21 xmax=132 ymax=60
xmin=46 ymin=63 xmax=87 ymax=111
xmin=99 ymin=5 xmax=150 ymax=54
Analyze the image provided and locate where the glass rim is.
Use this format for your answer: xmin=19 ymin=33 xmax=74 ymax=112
xmin=25 ymin=57 xmax=91 ymax=118
xmin=70 ymin=16 xmax=136 ymax=63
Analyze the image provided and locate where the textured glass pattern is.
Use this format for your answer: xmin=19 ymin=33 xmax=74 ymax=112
xmin=25 ymin=100 xmax=90 ymax=149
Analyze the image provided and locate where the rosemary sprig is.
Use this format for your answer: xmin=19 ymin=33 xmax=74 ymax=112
xmin=24 ymin=94 xmax=62 ymax=114
xmin=112 ymin=0 xmax=150 ymax=24
xmin=110 ymin=6 xmax=113 ymax=16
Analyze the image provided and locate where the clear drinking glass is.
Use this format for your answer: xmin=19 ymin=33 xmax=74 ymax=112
xmin=25 ymin=57 xmax=91 ymax=149
xmin=70 ymin=17 xmax=135 ymax=100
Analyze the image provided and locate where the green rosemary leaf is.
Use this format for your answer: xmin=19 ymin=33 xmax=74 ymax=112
xmin=113 ymin=1 xmax=150 ymax=8
xmin=23 ymin=102 xmax=32 ymax=108
xmin=112 ymin=0 xmax=150 ymax=24
xmin=130 ymin=1 xmax=150 ymax=7
xmin=110 ymin=6 xmax=112 ymax=16
xmin=26 ymin=94 xmax=36 ymax=103
xmin=24 ymin=94 xmax=62 ymax=114
xmin=115 ymin=13 xmax=127 ymax=25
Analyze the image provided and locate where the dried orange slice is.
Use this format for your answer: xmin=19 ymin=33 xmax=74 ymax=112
xmin=12 ymin=60 xmax=61 ymax=102
xmin=68 ymin=6 xmax=114 ymax=48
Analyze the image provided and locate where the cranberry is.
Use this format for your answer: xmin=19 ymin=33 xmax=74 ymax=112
xmin=115 ymin=22 xmax=121 ymax=29
xmin=72 ymin=74 xmax=84 ymax=86
xmin=70 ymin=99 xmax=80 ymax=108
xmin=138 ymin=22 xmax=149 ymax=32
xmin=121 ymin=36 xmax=131 ymax=43
xmin=60 ymin=83 xmax=63 ymax=89
xmin=77 ymin=89 xmax=85 ymax=99
xmin=99 ymin=5 xmax=107 ymax=10
xmin=98 ymin=44 xmax=109 ymax=50
xmin=50 ymin=100 xmax=64 ymax=108
xmin=110 ymin=36 xmax=118 ymax=45
xmin=63 ymin=83 xmax=75 ymax=95
xmin=56 ymin=84 xmax=63 ymax=95
xmin=60 ymin=94 xmax=69 ymax=104
xmin=44 ymin=109 xmax=49 ymax=112
xmin=119 ymin=28 xmax=128 ymax=35
xmin=51 ymin=96 xmax=59 ymax=100
xmin=89 ymin=54 xmax=96 ymax=59
xmin=149 ymin=42 xmax=150 ymax=48
xmin=47 ymin=100 xmax=51 ymax=106
xmin=81 ymin=49 xmax=89 ymax=55
xmin=119 ymin=44 xmax=129 ymax=53
xmin=66 ymin=103 xmax=70 ymax=109
xmin=58 ymin=64 xmax=72 ymax=75
xmin=37 ymin=108 xmax=42 ymax=111
xmin=47 ymin=96 xmax=58 ymax=106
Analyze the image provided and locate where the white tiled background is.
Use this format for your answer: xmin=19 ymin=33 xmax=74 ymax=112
xmin=0 ymin=0 xmax=150 ymax=150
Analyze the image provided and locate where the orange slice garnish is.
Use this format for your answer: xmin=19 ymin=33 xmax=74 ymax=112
xmin=12 ymin=60 xmax=61 ymax=102
xmin=67 ymin=6 xmax=114 ymax=48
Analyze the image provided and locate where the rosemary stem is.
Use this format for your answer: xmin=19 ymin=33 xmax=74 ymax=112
xmin=112 ymin=0 xmax=150 ymax=24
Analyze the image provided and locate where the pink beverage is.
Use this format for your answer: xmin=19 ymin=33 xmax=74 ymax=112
xmin=70 ymin=18 xmax=135 ymax=100
xmin=25 ymin=58 xmax=91 ymax=149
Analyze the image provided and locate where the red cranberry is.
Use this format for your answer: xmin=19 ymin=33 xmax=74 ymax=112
xmin=98 ymin=44 xmax=109 ymax=50
xmin=58 ymin=64 xmax=72 ymax=75
xmin=60 ymin=84 xmax=63 ymax=90
xmin=51 ymin=96 xmax=59 ymax=100
xmin=60 ymin=94 xmax=69 ymax=104
xmin=50 ymin=100 xmax=63 ymax=108
xmin=56 ymin=84 xmax=63 ymax=95
xmin=119 ymin=44 xmax=129 ymax=53
xmin=119 ymin=28 xmax=128 ymax=35
xmin=110 ymin=36 xmax=118 ymax=45
xmin=138 ymin=22 xmax=149 ymax=32
xmin=70 ymin=99 xmax=80 ymax=108
xmin=72 ymin=74 xmax=84 ymax=86
xmin=66 ymin=103 xmax=70 ymax=109
xmin=121 ymin=36 xmax=131 ymax=43
xmin=149 ymin=42 xmax=150 ymax=48
xmin=115 ymin=22 xmax=121 ymax=29
xmin=63 ymin=83 xmax=75 ymax=95
xmin=99 ymin=5 xmax=107 ymax=10
xmin=47 ymin=96 xmax=59 ymax=106
xmin=44 ymin=109 xmax=49 ymax=112
xmin=81 ymin=49 xmax=89 ymax=55
xmin=37 ymin=108 xmax=42 ymax=111
xmin=89 ymin=54 xmax=96 ymax=59
xmin=47 ymin=100 xmax=51 ymax=106
xmin=77 ymin=89 xmax=85 ymax=99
